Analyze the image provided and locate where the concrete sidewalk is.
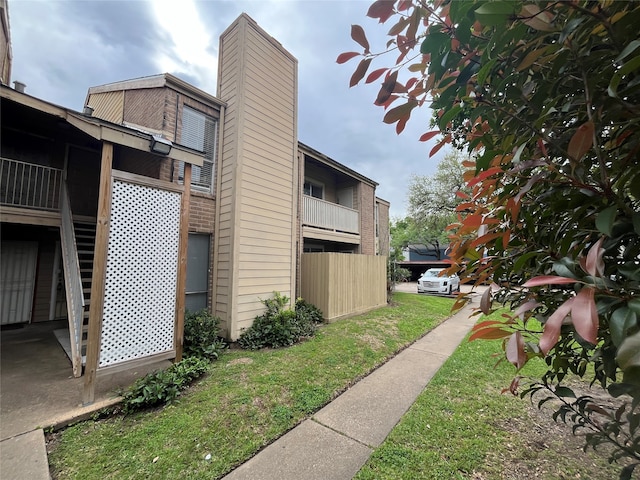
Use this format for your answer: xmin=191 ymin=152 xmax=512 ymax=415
xmin=223 ymin=295 xmax=479 ymax=480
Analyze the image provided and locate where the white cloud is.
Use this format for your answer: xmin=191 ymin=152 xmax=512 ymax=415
xmin=151 ymin=0 xmax=218 ymax=87
xmin=7 ymin=0 xmax=448 ymax=217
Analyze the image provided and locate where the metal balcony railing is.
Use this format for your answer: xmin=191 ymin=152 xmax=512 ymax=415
xmin=0 ymin=158 xmax=62 ymax=210
xmin=303 ymin=195 xmax=359 ymax=234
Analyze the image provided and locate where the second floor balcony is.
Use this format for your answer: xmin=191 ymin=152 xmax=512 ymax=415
xmin=302 ymin=195 xmax=359 ymax=235
xmin=1 ymin=158 xmax=62 ymax=211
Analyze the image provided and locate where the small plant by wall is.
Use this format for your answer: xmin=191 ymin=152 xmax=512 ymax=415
xmin=119 ymin=309 xmax=225 ymax=414
xmin=183 ymin=309 xmax=226 ymax=360
xmin=121 ymin=357 xmax=209 ymax=414
xmin=238 ymin=293 xmax=324 ymax=350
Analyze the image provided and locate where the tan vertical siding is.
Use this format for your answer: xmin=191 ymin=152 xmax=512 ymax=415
xmin=215 ymin=14 xmax=297 ymax=340
xmin=0 ymin=0 xmax=11 ymax=85
xmin=300 ymin=253 xmax=387 ymax=322
xmin=213 ymin=21 xmax=240 ymax=338
xmin=87 ymin=91 xmax=124 ymax=124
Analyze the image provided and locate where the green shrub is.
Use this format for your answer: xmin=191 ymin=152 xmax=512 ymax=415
xmin=183 ymin=309 xmax=226 ymax=360
xmin=121 ymin=357 xmax=209 ymax=414
xmin=294 ymin=298 xmax=324 ymax=325
xmin=238 ymin=293 xmax=324 ymax=350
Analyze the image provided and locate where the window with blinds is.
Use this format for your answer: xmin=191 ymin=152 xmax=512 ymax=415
xmin=179 ymin=106 xmax=217 ymax=192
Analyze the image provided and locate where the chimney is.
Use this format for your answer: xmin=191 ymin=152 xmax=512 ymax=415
xmin=13 ymin=81 xmax=25 ymax=93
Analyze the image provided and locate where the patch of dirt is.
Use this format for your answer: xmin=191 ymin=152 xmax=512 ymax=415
xmin=472 ymin=383 xmax=634 ymax=479
xmin=226 ymin=357 xmax=254 ymax=366
xmin=358 ymin=333 xmax=385 ymax=350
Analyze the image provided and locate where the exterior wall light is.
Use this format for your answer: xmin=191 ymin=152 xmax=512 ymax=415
xmin=150 ymin=135 xmax=172 ymax=155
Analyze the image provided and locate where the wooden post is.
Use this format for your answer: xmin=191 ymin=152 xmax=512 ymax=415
xmin=174 ymin=163 xmax=191 ymax=361
xmin=82 ymin=142 xmax=113 ymax=405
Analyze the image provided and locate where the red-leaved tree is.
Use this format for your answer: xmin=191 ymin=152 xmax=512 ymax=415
xmin=340 ymin=1 xmax=640 ymax=476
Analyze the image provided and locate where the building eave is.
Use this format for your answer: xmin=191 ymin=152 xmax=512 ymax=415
xmin=2 ymin=84 xmax=204 ymax=166
xmin=298 ymin=141 xmax=378 ymax=188
xmin=86 ymin=73 xmax=226 ymax=110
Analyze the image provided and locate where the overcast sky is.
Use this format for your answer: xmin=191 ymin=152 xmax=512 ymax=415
xmin=8 ymin=0 xmax=448 ymax=217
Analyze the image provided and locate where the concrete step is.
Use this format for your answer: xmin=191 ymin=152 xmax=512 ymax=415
xmin=0 ymin=430 xmax=50 ymax=480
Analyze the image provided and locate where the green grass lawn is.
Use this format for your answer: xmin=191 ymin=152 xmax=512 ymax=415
xmin=354 ymin=311 xmax=624 ymax=480
xmin=48 ymin=293 xmax=455 ymax=479
xmin=50 ymin=296 xmax=621 ymax=479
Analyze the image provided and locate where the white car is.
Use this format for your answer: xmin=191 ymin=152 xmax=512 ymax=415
xmin=417 ymin=268 xmax=460 ymax=295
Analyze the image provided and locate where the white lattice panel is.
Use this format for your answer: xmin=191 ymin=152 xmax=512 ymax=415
xmin=99 ymin=180 xmax=181 ymax=367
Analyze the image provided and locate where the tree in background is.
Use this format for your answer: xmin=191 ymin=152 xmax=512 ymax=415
xmin=391 ymin=150 xmax=467 ymax=259
xmin=340 ymin=1 xmax=639 ymax=475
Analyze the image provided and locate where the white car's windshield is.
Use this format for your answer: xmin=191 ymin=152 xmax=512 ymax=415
xmin=423 ymin=270 xmax=443 ymax=278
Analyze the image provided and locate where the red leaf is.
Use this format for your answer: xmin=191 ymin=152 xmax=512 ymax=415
xmin=392 ymin=81 xmax=408 ymax=94
xmin=480 ymin=287 xmax=492 ymax=315
xmin=502 ymin=230 xmax=511 ymax=249
xmin=502 ymin=376 xmax=521 ymax=396
xmin=351 ymin=25 xmax=370 ymax=52
xmin=375 ymin=70 xmax=398 ymax=105
xmin=584 ymin=237 xmax=605 ymax=277
xmin=367 ymin=0 xmax=396 ymax=23
xmin=523 ymin=275 xmax=577 ymax=287
xmin=383 ymin=100 xmax=417 ymax=125
xmin=540 ymin=297 xmax=574 ymax=354
xmin=514 ymin=300 xmax=541 ymax=319
xmin=398 ymin=0 xmax=412 ymax=11
xmin=469 ymin=327 xmax=511 ymax=342
xmin=366 ymin=67 xmax=388 ymax=84
xmin=378 ymin=94 xmax=399 ymax=109
xmin=568 ymin=121 xmax=594 ymax=161
xmin=537 ymin=138 xmax=548 ymax=158
xmin=388 ymin=15 xmax=410 ymax=36
xmin=473 ymin=320 xmax=507 ymax=330
xmin=467 ymin=167 xmax=503 ymax=187
xmin=406 ymin=77 xmax=418 ymax=90
xmin=350 ymin=58 xmax=372 ymax=87
xmin=506 ymin=332 xmax=527 ymax=369
xmin=336 ymin=52 xmax=360 ymax=64
xmin=570 ymin=287 xmax=598 ymax=344
xmin=429 ymin=135 xmax=450 ymax=157
xmin=456 ymin=191 xmax=470 ymax=199
xmin=470 ymin=232 xmax=503 ymax=248
xmin=462 ymin=214 xmax=483 ymax=227
xmin=419 ymin=130 xmax=440 ymax=142
xmin=396 ymin=115 xmax=409 ymax=134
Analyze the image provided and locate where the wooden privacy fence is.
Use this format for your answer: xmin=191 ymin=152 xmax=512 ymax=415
xmin=300 ymin=253 xmax=387 ymax=322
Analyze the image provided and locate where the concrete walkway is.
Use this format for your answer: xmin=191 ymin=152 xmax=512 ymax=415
xmin=222 ymin=293 xmax=479 ymax=480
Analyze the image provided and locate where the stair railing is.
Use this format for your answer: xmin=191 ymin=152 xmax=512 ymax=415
xmin=59 ymin=181 xmax=85 ymax=377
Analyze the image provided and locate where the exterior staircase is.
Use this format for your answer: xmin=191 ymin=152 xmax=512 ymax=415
xmin=74 ymin=221 xmax=96 ymax=361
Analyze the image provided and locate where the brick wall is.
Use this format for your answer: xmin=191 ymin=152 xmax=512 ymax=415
xmin=189 ymin=192 xmax=216 ymax=311
xmin=188 ymin=193 xmax=215 ymax=233
xmin=376 ymin=199 xmax=390 ymax=256
xmin=124 ymin=89 xmax=166 ymax=133
xmin=359 ymin=183 xmax=376 ymax=255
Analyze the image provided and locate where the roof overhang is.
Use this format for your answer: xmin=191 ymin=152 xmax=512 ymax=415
xmin=298 ymin=141 xmax=378 ymax=188
xmin=1 ymin=85 xmax=204 ymax=166
xmin=86 ymin=73 xmax=226 ymax=111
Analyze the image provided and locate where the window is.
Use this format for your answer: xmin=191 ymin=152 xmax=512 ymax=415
xmin=303 ymin=180 xmax=323 ymax=199
xmin=185 ymin=233 xmax=210 ymax=311
xmin=179 ymin=106 xmax=217 ymax=192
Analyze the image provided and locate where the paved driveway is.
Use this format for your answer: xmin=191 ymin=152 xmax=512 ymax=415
xmin=393 ymin=282 xmax=487 ymax=297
